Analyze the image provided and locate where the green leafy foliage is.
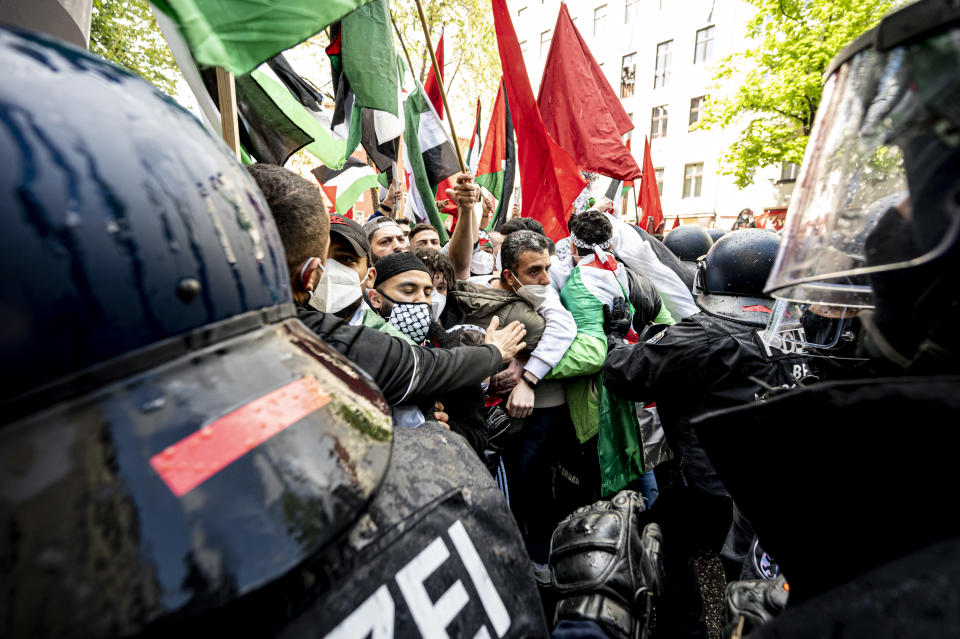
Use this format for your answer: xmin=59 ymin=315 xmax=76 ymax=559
xmin=390 ymin=0 xmax=501 ymax=138
xmin=89 ymin=0 xmax=180 ymax=96
xmin=699 ymin=0 xmax=905 ymax=187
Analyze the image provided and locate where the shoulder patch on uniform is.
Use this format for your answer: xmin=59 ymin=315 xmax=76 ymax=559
xmin=645 ymin=330 xmax=666 ymax=345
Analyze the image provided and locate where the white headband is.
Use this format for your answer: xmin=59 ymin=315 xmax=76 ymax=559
xmin=569 ymin=231 xmax=612 ymax=263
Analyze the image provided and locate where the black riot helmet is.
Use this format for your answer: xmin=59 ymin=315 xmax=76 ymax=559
xmin=707 ymin=228 xmax=727 ymax=243
xmin=765 ymin=0 xmax=960 ymax=370
xmin=694 ymin=229 xmax=780 ymax=325
xmin=0 ymin=27 xmax=391 ymax=637
xmin=663 ymin=224 xmax=714 ymax=262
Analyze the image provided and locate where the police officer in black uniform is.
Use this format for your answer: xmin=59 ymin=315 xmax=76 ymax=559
xmin=690 ymin=1 xmax=960 ymax=634
xmin=0 ymin=26 xmax=667 ymax=639
xmin=601 ymin=229 xmax=809 ymax=638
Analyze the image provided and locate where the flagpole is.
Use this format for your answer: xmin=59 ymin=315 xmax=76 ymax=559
xmin=411 ymin=0 xmax=468 ymax=174
xmin=215 ymin=68 xmax=241 ymax=160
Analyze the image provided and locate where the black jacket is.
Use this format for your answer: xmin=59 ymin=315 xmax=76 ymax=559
xmin=296 ymin=308 xmax=503 ymax=407
xmin=603 ymin=311 xmax=807 ymax=495
xmin=624 ymin=265 xmax=664 ymax=332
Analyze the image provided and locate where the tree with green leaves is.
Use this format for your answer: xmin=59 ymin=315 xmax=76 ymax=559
xmin=699 ymin=0 xmax=905 ymax=188
xmin=389 ymin=0 xmax=501 ymax=136
xmin=89 ymin=0 xmax=180 ymax=96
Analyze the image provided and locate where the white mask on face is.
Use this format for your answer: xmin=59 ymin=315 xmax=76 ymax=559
xmin=430 ymin=290 xmax=447 ymax=321
xmin=307 ymin=259 xmax=363 ymax=313
xmin=471 ymin=250 xmax=495 ymax=275
xmin=512 ymin=281 xmax=550 ymax=309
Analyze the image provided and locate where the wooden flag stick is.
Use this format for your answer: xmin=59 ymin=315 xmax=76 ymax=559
xmin=215 ymin=68 xmax=240 ymax=160
xmin=411 ymin=0 xmax=467 ymax=173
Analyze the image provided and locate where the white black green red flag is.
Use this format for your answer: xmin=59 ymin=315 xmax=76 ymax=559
xmin=403 ymin=84 xmax=460 ymax=242
xmin=476 ymin=79 xmax=516 ymax=231
xmin=312 ymin=157 xmax=379 ymax=217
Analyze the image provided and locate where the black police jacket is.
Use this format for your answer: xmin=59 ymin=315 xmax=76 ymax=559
xmin=297 ymin=308 xmax=503 ymax=407
xmin=603 ymin=311 xmax=807 ymax=494
xmin=691 ymin=375 xmax=960 ymax=604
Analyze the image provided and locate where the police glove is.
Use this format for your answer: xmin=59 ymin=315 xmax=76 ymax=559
xmin=603 ymin=297 xmax=632 ymax=346
xmin=724 ymin=574 xmax=789 ymax=637
xmin=550 ymin=490 xmax=664 ymax=639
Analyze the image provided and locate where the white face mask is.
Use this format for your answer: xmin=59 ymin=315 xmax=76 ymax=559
xmin=307 ymin=259 xmax=363 ymax=313
xmin=431 ymin=290 xmax=447 ymax=321
xmin=512 ymin=280 xmax=551 ymax=309
xmin=471 ymin=250 xmax=495 ymax=275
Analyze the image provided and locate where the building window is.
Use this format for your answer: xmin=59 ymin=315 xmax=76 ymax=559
xmin=540 ymin=29 xmax=552 ymax=57
xmin=689 ymin=96 xmax=705 ymax=126
xmin=694 ymin=26 xmax=715 ymax=64
xmin=625 ymin=0 xmax=639 ymax=22
xmin=625 ymin=112 xmax=634 ymax=142
xmin=651 ymin=105 xmax=668 ymax=139
xmin=655 ymin=167 xmax=664 ymax=195
xmin=683 ymin=163 xmax=704 ymax=198
xmin=517 ymin=6 xmax=527 ymax=17
xmin=621 ymin=53 xmax=636 ymax=98
xmin=593 ymin=4 xmax=607 ymax=37
xmin=520 ymin=40 xmax=528 ymax=54
xmin=654 ymin=40 xmax=672 ymax=88
xmin=780 ymin=161 xmax=800 ymax=182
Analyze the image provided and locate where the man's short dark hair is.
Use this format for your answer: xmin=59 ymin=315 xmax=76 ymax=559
xmin=409 ymin=222 xmax=440 ymax=244
xmin=569 ymin=211 xmax=613 ymax=247
xmin=415 ymin=249 xmax=456 ymax=288
xmin=500 ymin=217 xmax=546 ymax=236
xmin=247 ymin=164 xmax=328 ymax=271
xmin=500 ymin=230 xmax=549 ymax=275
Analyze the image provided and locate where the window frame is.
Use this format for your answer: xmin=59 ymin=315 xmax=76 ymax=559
xmin=682 ymin=162 xmax=704 ymax=199
xmin=694 ymin=25 xmax=715 ymax=64
xmin=655 ymin=167 xmax=664 ymax=196
xmin=625 ymin=0 xmax=639 ymax=23
xmin=654 ymin=39 xmax=672 ymax=89
xmin=593 ymin=4 xmax=608 ymax=38
xmin=689 ymin=96 xmax=706 ymax=127
xmin=650 ymin=105 xmax=669 ymax=140
xmin=540 ymin=29 xmax=552 ymax=57
xmin=621 ymin=52 xmax=636 ymax=98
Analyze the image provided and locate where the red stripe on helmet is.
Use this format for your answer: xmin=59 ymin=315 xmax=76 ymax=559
xmin=150 ymin=377 xmax=331 ymax=496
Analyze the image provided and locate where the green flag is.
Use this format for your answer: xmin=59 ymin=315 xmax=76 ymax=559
xmin=250 ymin=69 xmax=347 ymax=168
xmin=153 ymin=0 xmax=376 ymax=75
xmin=342 ymin=0 xmax=399 ymax=117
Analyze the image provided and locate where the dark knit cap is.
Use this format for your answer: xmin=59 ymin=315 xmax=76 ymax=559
xmin=373 ymin=251 xmax=431 ymax=288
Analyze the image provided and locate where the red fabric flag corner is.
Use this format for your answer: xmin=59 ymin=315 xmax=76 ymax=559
xmin=672 ymin=215 xmax=681 ymax=229
xmin=424 ymin=32 xmax=444 ymax=120
xmin=491 ymin=0 xmax=586 ymax=240
xmin=537 ymin=3 xmax=640 ymax=181
xmin=636 ymin=136 xmax=664 ymax=232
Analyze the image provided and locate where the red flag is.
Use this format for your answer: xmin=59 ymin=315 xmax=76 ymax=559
xmin=636 ymin=136 xmax=664 ymax=232
xmin=491 ymin=0 xmax=586 ymax=240
xmin=537 ymin=4 xmax=640 ymax=181
xmin=622 ymin=139 xmax=635 ymax=189
xmin=672 ymin=215 xmax=681 ymax=229
xmin=423 ymin=32 xmax=444 ymax=120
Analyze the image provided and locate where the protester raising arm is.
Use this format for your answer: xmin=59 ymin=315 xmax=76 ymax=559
xmin=446 ymin=173 xmax=480 ymax=281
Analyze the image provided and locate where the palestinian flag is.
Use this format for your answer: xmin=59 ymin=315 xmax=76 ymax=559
xmin=557 ymin=255 xmax=645 ymax=496
xmin=404 ymin=83 xmax=460 ymax=242
xmin=476 ymin=79 xmax=516 ymax=231
xmin=249 ymin=61 xmax=346 ymax=168
xmin=153 ymin=0 xmax=377 ymax=75
xmin=326 ymin=5 xmax=403 ymax=171
xmin=312 ymin=158 xmax=379 ymax=217
xmin=466 ymin=98 xmax=482 ymax=174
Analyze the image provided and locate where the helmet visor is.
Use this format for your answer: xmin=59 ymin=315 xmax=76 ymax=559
xmin=760 ymin=299 xmax=857 ymax=354
xmin=765 ymin=33 xmax=960 ymax=307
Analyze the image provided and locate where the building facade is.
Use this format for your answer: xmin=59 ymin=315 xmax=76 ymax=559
xmin=508 ymin=0 xmax=795 ymax=230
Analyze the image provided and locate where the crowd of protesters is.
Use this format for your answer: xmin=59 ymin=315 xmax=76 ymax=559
xmin=246 ymin=163 xmax=797 ymax=637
